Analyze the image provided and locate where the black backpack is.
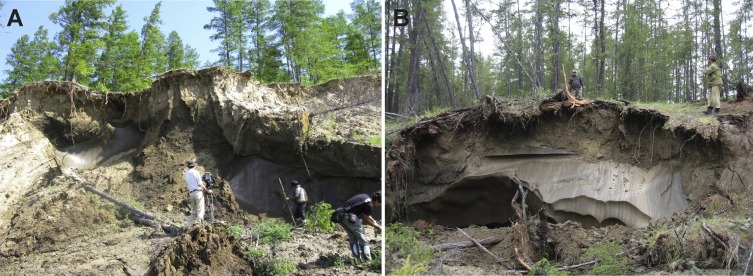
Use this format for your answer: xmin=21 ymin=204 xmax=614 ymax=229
xmin=202 ymin=172 xmax=216 ymax=188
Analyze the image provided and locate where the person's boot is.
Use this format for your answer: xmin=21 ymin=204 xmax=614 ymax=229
xmin=349 ymin=243 xmax=360 ymax=260
xmin=714 ymin=108 xmax=720 ymax=115
xmin=703 ymin=106 xmax=713 ymax=114
xmin=361 ymin=244 xmax=372 ymax=261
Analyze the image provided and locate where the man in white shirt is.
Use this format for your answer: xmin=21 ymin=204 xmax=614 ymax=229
xmin=184 ymin=159 xmax=212 ymax=227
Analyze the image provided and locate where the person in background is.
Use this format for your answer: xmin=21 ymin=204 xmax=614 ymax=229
xmin=568 ymin=70 xmax=585 ymax=98
xmin=286 ymin=180 xmax=308 ymax=225
xmin=703 ymin=56 xmax=724 ymax=115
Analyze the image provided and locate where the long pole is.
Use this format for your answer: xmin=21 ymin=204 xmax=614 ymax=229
xmin=278 ymin=178 xmax=296 ymax=225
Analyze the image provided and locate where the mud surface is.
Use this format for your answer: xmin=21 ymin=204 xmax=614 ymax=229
xmin=0 ymin=68 xmax=381 ymax=275
xmin=387 ymin=96 xmax=753 ymax=274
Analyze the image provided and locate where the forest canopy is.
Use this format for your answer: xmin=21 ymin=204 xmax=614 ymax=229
xmin=1 ymin=0 xmax=380 ymax=97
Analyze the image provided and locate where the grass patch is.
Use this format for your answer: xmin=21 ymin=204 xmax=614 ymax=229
xmin=115 ymin=198 xmax=145 ymax=220
xmin=247 ymin=245 xmax=295 ymax=276
xmin=368 ymin=135 xmax=381 ymax=146
xmin=255 ymin=218 xmax=292 ymax=245
xmin=304 ymin=201 xmax=336 ymax=233
xmin=585 ymin=241 xmax=632 ymax=275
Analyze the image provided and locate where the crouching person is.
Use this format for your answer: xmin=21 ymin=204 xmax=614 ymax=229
xmin=334 ymin=191 xmax=382 ymax=261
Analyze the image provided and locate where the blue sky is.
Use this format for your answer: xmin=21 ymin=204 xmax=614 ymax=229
xmin=0 ymin=0 xmax=355 ymax=81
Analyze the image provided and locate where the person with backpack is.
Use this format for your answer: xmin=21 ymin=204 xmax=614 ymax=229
xmin=184 ymin=159 xmax=212 ymax=227
xmin=286 ymin=180 xmax=308 ymax=225
xmin=332 ymin=191 xmax=382 ymax=261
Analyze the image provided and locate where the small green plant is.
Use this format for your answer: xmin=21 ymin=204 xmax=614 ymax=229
xmin=304 ymin=202 xmax=336 ymax=233
xmin=270 ymin=259 xmax=295 ymax=275
xmin=585 ymin=241 xmax=632 ymax=275
xmin=228 ymin=225 xmax=245 ymax=239
xmin=247 ymin=246 xmax=266 ymax=258
xmin=333 ymin=254 xmax=346 ymax=268
xmin=389 ymin=255 xmax=428 ymax=275
xmin=386 ymin=223 xmax=437 ymax=274
xmin=256 ymin=218 xmax=292 ymax=244
xmin=366 ymin=247 xmax=382 ymax=272
xmin=368 ymin=135 xmax=381 ymax=146
xmin=115 ymin=198 xmax=145 ymax=220
xmin=529 ymin=258 xmax=568 ymax=276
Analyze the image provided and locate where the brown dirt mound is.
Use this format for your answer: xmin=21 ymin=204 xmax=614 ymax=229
xmin=148 ymin=225 xmax=251 ymax=275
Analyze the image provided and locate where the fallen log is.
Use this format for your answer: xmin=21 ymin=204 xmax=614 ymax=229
xmin=457 ymin=228 xmax=511 ymax=269
xmin=433 ymin=237 xmax=502 ymax=251
xmin=65 ymin=169 xmax=182 ymax=235
xmin=132 ymin=216 xmax=181 ymax=235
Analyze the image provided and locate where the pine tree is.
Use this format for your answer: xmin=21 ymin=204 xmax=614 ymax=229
xmin=50 ymin=0 xmax=115 ymax=83
xmin=2 ymin=35 xmax=33 ymax=96
xmin=140 ymin=2 xmax=168 ymax=79
xmin=94 ymin=5 xmax=128 ymax=92
xmin=349 ymin=0 xmax=380 ymax=72
xmin=272 ymin=0 xmax=325 ymax=82
xmin=166 ymin=31 xmax=186 ymax=70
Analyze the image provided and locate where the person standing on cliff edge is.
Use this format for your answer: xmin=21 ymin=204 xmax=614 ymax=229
xmin=704 ymin=56 xmax=724 ymax=115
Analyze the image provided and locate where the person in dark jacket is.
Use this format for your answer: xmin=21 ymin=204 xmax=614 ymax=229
xmin=286 ymin=180 xmax=308 ymax=225
xmin=568 ymin=70 xmax=585 ymax=98
xmin=335 ymin=191 xmax=382 ymax=261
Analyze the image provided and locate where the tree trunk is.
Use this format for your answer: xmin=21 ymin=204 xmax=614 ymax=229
xmin=532 ymin=0 xmax=543 ymax=96
xmin=421 ymin=8 xmax=456 ymax=108
xmin=551 ymin=0 xmax=561 ymax=93
xmin=598 ymin=0 xmax=606 ymax=97
xmin=465 ymin=0 xmax=479 ymax=98
xmin=451 ymin=0 xmax=479 ymax=100
xmin=712 ymin=0 xmax=728 ymax=98
xmin=406 ymin=6 xmax=423 ymax=115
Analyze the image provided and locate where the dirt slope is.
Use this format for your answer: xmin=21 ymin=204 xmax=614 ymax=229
xmin=0 ymin=67 xmax=381 ymax=275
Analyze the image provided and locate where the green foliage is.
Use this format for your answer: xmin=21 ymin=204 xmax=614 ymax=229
xmin=368 ymin=135 xmax=381 ymax=146
xmin=389 ymin=255 xmax=428 ymax=276
xmin=247 ymin=245 xmax=294 ymax=276
xmin=386 ymin=223 xmax=436 ymax=273
xmin=255 ymin=218 xmax=291 ymax=244
xmin=228 ymin=225 xmax=245 ymax=239
xmin=304 ymin=202 xmax=336 ymax=233
xmin=584 ymin=241 xmax=632 ymax=275
xmin=529 ymin=258 xmax=568 ymax=276
xmin=115 ymin=198 xmax=145 ymax=220
xmin=247 ymin=246 xmax=266 ymax=258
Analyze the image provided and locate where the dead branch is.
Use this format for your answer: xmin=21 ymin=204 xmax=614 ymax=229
xmin=744 ymin=241 xmax=753 ymax=276
xmin=65 ymin=170 xmax=182 ymax=234
xmin=512 ymin=176 xmax=527 ymax=221
xmin=309 ymin=98 xmax=376 ymax=117
xmin=514 ymin=246 xmax=533 ymax=270
xmin=456 ymin=228 xmax=511 ymax=269
xmin=556 ymin=247 xmax=638 ymax=271
xmin=557 ymin=260 xmax=597 ymax=271
xmin=434 ymin=237 xmax=502 ymax=251
xmin=702 ymin=221 xmax=729 ymax=251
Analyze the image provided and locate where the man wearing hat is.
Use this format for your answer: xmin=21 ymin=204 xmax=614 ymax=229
xmin=704 ymin=56 xmax=724 ymax=115
xmin=184 ymin=159 xmax=212 ymax=227
xmin=568 ymin=70 xmax=585 ymax=99
xmin=286 ymin=180 xmax=308 ymax=225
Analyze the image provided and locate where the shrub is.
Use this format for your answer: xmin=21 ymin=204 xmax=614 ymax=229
xmin=386 ymin=223 xmax=437 ymax=274
xmin=228 ymin=225 xmax=245 ymax=239
xmin=270 ymin=259 xmax=295 ymax=276
xmin=247 ymin=246 xmax=266 ymax=258
xmin=529 ymin=258 xmax=568 ymax=276
xmin=585 ymin=241 xmax=632 ymax=275
xmin=304 ymin=202 xmax=336 ymax=233
xmin=386 ymin=223 xmax=436 ymax=263
xmin=256 ymin=218 xmax=291 ymax=244
xmin=389 ymin=255 xmax=428 ymax=276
